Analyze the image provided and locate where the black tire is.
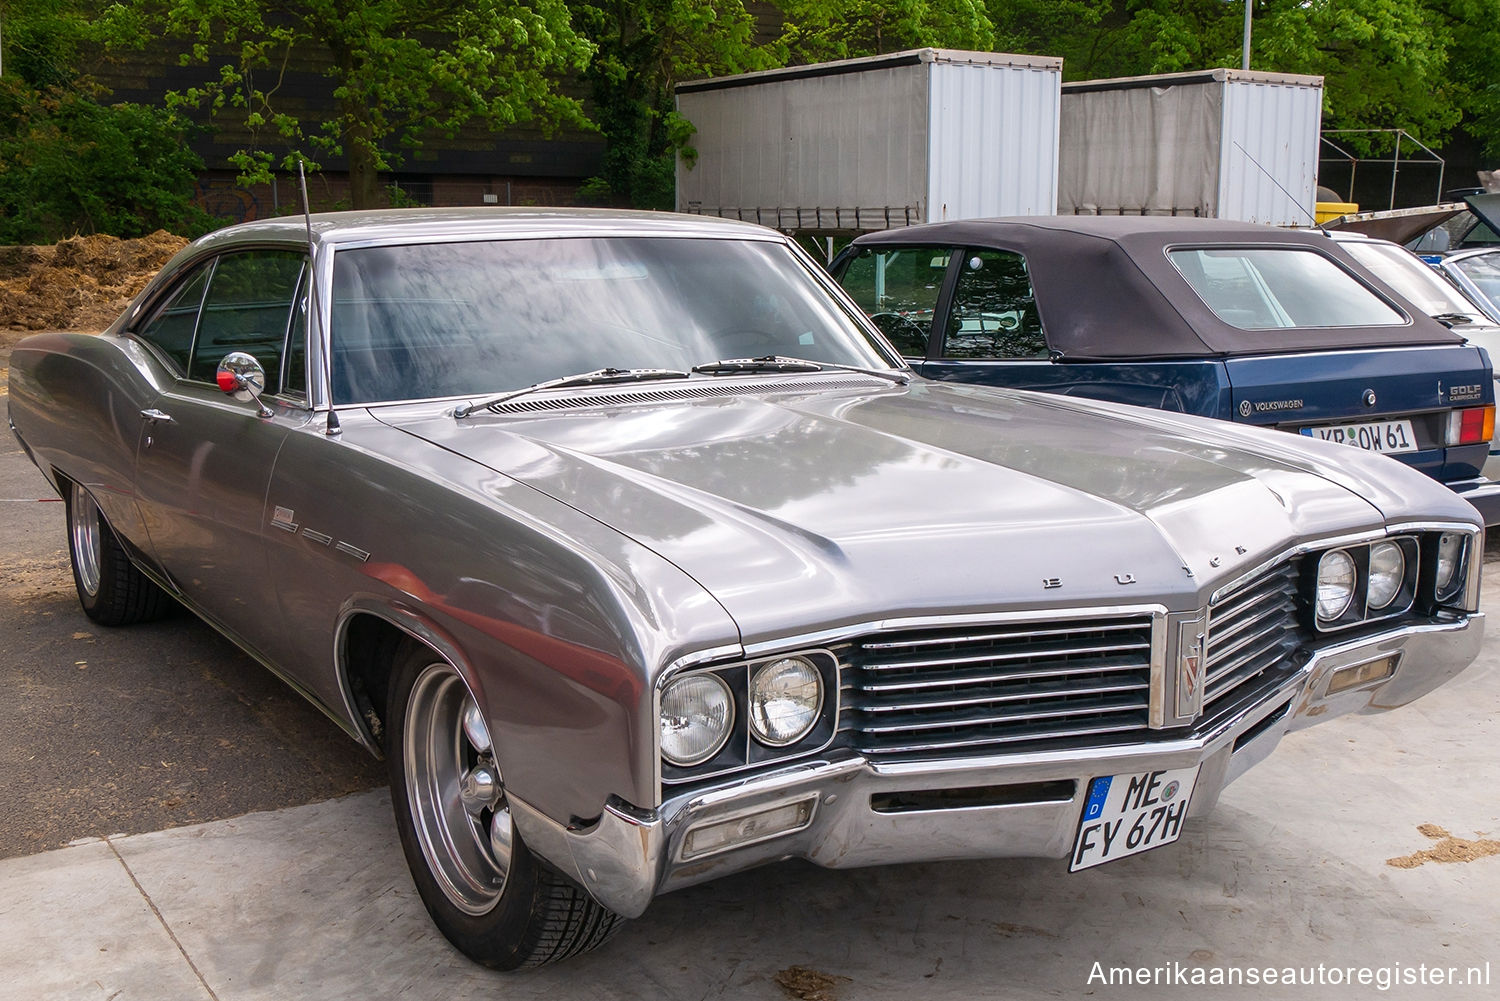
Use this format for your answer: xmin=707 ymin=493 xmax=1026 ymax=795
xmin=385 ymin=644 xmax=623 ymax=970
xmin=65 ymin=479 xmax=171 ymax=626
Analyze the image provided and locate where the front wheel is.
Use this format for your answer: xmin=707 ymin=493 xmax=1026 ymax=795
xmin=386 ymin=647 xmax=623 ymax=970
xmin=65 ymin=479 xmax=170 ymax=626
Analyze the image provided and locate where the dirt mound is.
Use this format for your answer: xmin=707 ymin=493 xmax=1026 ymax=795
xmin=0 ymin=231 xmax=188 ymax=332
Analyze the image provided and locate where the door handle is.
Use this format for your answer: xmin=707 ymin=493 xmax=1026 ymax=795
xmin=140 ymin=409 xmax=175 ymax=424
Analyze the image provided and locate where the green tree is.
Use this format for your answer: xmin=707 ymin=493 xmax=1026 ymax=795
xmin=99 ymin=0 xmax=595 ymax=209
xmin=1426 ymin=0 xmax=1500 ymax=158
xmin=1 ymin=0 xmax=86 ymax=87
xmin=575 ymin=0 xmax=771 ymax=209
xmin=0 ymin=1 xmax=216 ymax=242
xmin=0 ymin=77 xmax=217 ymax=242
xmin=986 ymin=0 xmax=1112 ymax=56
xmin=773 ymin=0 xmax=997 ymax=63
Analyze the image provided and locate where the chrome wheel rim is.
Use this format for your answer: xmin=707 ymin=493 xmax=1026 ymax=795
xmin=69 ymin=483 xmax=102 ymax=598
xmin=404 ymin=663 xmax=511 ymax=915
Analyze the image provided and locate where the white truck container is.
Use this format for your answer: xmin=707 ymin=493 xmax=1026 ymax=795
xmin=675 ymin=49 xmax=1061 ymax=232
xmin=1058 ymin=68 xmax=1324 ymax=225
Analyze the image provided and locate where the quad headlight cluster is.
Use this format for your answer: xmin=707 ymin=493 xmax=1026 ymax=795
xmin=1312 ymin=531 xmax=1472 ymax=631
xmin=659 ymin=652 xmax=834 ymax=777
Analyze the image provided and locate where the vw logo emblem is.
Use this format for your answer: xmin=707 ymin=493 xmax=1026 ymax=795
xmin=1238 ymin=400 xmax=1252 ymax=417
xmin=1363 ymin=389 xmax=1377 ymax=407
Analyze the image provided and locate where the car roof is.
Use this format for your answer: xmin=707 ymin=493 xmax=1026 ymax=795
xmin=848 ymin=216 xmax=1463 ymax=359
xmin=187 ymin=207 xmax=783 ymax=254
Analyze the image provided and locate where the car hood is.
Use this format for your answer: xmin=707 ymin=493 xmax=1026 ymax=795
xmin=378 ymin=378 xmax=1439 ymax=644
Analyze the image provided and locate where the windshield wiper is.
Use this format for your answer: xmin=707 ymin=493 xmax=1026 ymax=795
xmin=1431 ymin=312 xmax=1477 ymax=327
xmin=454 ymin=368 xmax=690 ymax=418
xmin=691 ymin=355 xmax=910 ymax=385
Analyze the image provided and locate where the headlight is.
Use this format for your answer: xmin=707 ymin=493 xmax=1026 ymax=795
xmin=660 ymin=674 xmax=734 ymax=766
xmin=1435 ymin=532 xmax=1467 ymax=599
xmin=1366 ymin=541 xmax=1405 ymax=609
xmin=1316 ymin=549 xmax=1357 ymax=621
xmin=748 ymin=657 xmax=823 ymax=747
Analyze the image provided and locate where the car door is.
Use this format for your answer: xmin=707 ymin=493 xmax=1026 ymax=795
xmin=131 ymin=248 xmax=314 ymax=649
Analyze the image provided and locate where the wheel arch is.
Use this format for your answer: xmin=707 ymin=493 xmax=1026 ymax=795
xmin=335 ymin=597 xmax=490 ymax=760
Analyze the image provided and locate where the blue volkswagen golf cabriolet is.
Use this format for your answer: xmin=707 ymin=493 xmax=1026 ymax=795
xmin=831 ymin=216 xmax=1500 ymax=524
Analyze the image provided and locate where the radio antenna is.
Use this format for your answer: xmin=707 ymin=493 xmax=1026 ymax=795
xmin=299 ymin=160 xmax=340 ymax=436
xmin=1231 ymin=140 xmax=1328 ymax=234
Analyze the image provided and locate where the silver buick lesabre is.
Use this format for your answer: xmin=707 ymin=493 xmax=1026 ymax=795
xmin=7 ymin=209 xmax=1485 ymax=969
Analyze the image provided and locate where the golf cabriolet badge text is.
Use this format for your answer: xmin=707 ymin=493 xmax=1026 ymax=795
xmin=1447 ymin=384 xmax=1484 ymax=402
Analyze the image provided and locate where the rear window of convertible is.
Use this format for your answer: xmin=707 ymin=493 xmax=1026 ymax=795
xmin=1168 ymin=247 xmax=1406 ymax=330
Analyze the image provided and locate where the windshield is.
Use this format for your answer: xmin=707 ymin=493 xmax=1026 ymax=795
xmin=1449 ymin=253 xmax=1500 ymax=320
xmin=329 ymin=237 xmax=893 ymax=404
xmin=1168 ymin=247 xmax=1406 ymax=329
xmin=1339 ymin=240 xmax=1481 ymax=318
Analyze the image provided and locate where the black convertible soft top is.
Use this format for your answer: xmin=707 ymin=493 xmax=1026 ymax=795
xmin=850 ymin=216 xmax=1465 ymax=360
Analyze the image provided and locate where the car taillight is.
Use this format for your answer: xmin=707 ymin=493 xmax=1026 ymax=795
xmin=1446 ymin=405 xmax=1496 ymax=446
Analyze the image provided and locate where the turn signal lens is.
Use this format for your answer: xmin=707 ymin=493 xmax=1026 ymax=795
xmin=660 ymin=674 xmax=734 ymax=766
xmin=1326 ymin=655 xmax=1399 ymax=696
xmin=1446 ymin=405 xmax=1495 ymax=445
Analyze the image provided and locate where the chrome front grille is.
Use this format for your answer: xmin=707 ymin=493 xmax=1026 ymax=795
xmin=842 ymin=616 xmax=1156 ymax=760
xmin=839 ymin=561 xmax=1311 ymax=762
xmin=1200 ymin=560 xmax=1306 ymax=726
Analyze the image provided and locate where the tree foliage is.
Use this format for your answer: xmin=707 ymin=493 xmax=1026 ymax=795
xmin=0 ymin=77 xmax=217 ymax=243
xmin=0 ymin=1 xmax=216 ymax=243
xmin=98 ymin=0 xmax=595 ymax=209
xmin=772 ymin=0 xmax=997 ymax=63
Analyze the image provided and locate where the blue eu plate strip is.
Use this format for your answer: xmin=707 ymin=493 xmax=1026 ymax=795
xmin=1083 ymin=776 xmax=1112 ymax=822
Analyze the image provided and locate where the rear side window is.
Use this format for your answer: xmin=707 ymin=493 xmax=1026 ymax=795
xmin=942 ymin=249 xmax=1046 ymax=360
xmin=187 ymin=250 xmax=306 ymax=384
xmin=135 ymin=263 xmax=211 ymax=372
xmin=838 ymin=246 xmax=950 ymax=356
xmin=1169 ymin=248 xmax=1405 ymax=329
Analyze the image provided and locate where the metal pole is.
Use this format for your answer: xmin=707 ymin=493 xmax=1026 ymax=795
xmin=1389 ymin=131 xmax=1402 ymax=210
xmin=1242 ymin=0 xmax=1252 ymax=70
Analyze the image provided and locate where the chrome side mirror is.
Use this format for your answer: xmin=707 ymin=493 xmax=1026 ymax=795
xmin=216 ymin=352 xmax=273 ymax=418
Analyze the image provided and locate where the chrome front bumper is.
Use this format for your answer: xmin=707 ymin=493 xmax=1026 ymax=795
xmin=511 ymin=613 xmax=1484 ymax=919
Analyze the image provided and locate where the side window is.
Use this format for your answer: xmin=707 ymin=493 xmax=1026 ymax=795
xmin=187 ymin=250 xmax=307 ymax=384
xmin=942 ymin=249 xmax=1047 ymax=360
xmin=134 ymin=262 xmax=212 ymax=373
xmin=837 ymin=246 xmax=951 ymax=356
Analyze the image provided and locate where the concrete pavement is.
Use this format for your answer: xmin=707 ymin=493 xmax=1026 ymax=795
xmin=2 ymin=571 xmax=1498 ymax=999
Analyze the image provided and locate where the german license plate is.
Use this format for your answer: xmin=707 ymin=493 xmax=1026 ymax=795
xmin=1299 ymin=419 xmax=1417 ymax=454
xmin=1069 ymin=766 xmax=1198 ymax=872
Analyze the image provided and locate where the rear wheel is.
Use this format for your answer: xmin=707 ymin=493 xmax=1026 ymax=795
xmin=65 ymin=480 xmax=170 ymax=626
xmin=386 ymin=646 xmax=623 ymax=969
